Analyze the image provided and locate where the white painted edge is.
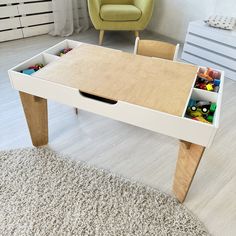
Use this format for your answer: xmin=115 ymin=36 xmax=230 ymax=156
xmin=173 ymin=44 xmax=180 ymax=61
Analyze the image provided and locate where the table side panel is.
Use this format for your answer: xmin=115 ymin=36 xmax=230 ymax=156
xmin=9 ymin=71 xmax=216 ymax=147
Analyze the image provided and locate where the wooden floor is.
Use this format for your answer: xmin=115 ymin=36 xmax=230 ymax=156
xmin=0 ymin=30 xmax=236 ymax=236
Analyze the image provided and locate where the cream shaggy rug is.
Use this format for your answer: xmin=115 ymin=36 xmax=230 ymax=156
xmin=0 ymin=148 xmax=209 ymax=236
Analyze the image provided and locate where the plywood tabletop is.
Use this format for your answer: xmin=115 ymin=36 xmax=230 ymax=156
xmin=35 ymin=44 xmax=198 ymax=116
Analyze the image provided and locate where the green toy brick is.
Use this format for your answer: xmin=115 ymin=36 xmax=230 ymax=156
xmin=210 ymin=103 xmax=217 ymax=113
xmin=207 ymin=115 xmax=213 ymax=123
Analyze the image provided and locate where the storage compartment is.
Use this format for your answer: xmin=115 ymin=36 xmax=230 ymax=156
xmin=184 ymin=88 xmax=220 ymax=125
xmin=12 ymin=53 xmax=58 ymax=75
xmin=182 ymin=65 xmax=223 ymax=126
xmin=44 ymin=39 xmax=82 ymax=57
xmin=8 ymin=52 xmax=59 ymax=90
xmin=194 ymin=67 xmax=222 ymax=93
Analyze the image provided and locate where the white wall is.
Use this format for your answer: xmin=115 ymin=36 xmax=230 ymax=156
xmin=148 ymin=0 xmax=236 ymax=42
xmin=214 ymin=0 xmax=236 ymax=16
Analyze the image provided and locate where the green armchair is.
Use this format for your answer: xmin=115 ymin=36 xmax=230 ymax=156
xmin=87 ymin=0 xmax=154 ymax=45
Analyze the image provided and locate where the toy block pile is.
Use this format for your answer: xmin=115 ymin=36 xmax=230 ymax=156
xmin=57 ymin=48 xmax=72 ymax=57
xmin=21 ymin=64 xmax=44 ymax=75
xmin=186 ymin=99 xmax=217 ymax=124
xmin=195 ymin=68 xmax=221 ymax=92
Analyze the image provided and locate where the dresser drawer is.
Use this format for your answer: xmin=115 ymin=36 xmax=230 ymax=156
xmin=188 ymin=22 xmax=236 ymax=48
xmin=183 ymin=43 xmax=236 ymax=69
xmin=185 ymin=33 xmax=236 ymax=60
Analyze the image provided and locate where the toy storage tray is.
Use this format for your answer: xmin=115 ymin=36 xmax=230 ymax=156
xmin=8 ymin=40 xmax=224 ymax=147
xmin=184 ymin=66 xmax=224 ymax=127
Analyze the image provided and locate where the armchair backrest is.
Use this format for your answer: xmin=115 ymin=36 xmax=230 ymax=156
xmin=101 ymin=0 xmax=133 ymax=5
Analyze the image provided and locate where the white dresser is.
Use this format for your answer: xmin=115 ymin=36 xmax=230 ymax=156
xmin=182 ymin=20 xmax=236 ymax=81
xmin=0 ymin=0 xmax=54 ymax=42
xmin=0 ymin=0 xmax=89 ymax=43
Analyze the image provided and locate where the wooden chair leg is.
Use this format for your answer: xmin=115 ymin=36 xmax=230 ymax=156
xmin=173 ymin=141 xmax=205 ymax=203
xmin=19 ymin=91 xmax=48 ymax=147
xmin=99 ymin=30 xmax=105 ymax=45
xmin=134 ymin=31 xmax=139 ymax=38
xmin=75 ymin=108 xmax=78 ymax=115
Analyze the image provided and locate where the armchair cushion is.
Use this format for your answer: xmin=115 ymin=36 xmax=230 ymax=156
xmin=100 ymin=4 xmax=142 ymax=21
xmin=101 ymin=0 xmax=133 ymax=4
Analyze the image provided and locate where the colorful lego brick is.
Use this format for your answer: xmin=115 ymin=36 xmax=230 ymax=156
xmin=199 ymin=83 xmax=206 ymax=90
xmin=212 ymin=71 xmax=221 ymax=80
xmin=214 ymin=86 xmax=219 ymax=92
xmin=193 ymin=116 xmax=211 ymax=124
xmin=214 ymin=79 xmax=221 ymax=86
xmin=58 ymin=48 xmax=73 ymax=57
xmin=188 ymin=99 xmax=196 ymax=107
xmin=207 ymin=115 xmax=214 ymax=123
xmin=206 ymin=84 xmax=214 ymax=91
xmin=196 ymin=101 xmax=211 ymax=107
xmin=186 ymin=99 xmax=216 ymax=124
xmin=21 ymin=63 xmax=44 ymax=75
xmin=210 ymin=103 xmax=217 ymax=113
xmin=206 ymin=84 xmax=213 ymax=91
xmin=187 ymin=107 xmax=203 ymax=118
xmin=195 ymin=68 xmax=221 ymax=93
xmin=198 ymin=68 xmax=214 ymax=81
xmin=21 ymin=69 xmax=35 ymax=75
xmin=35 ymin=63 xmax=44 ymax=70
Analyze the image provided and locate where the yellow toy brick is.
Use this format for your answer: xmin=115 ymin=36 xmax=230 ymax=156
xmin=206 ymin=84 xmax=214 ymax=91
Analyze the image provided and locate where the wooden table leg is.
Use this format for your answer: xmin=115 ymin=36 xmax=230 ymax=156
xmin=173 ymin=141 xmax=205 ymax=203
xmin=19 ymin=91 xmax=48 ymax=147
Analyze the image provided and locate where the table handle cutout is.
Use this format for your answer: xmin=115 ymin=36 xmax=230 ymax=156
xmin=79 ymin=91 xmax=118 ymax=105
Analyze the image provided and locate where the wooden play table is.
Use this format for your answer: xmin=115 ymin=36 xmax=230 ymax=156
xmin=8 ymin=40 xmax=224 ymax=202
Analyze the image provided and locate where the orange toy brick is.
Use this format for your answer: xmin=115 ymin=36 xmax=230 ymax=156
xmin=198 ymin=68 xmax=214 ymax=81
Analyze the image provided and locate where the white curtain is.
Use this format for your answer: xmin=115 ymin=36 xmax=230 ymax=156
xmin=50 ymin=0 xmax=90 ymax=37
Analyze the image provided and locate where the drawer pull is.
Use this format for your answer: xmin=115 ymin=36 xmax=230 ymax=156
xmin=79 ymin=91 xmax=117 ymax=105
